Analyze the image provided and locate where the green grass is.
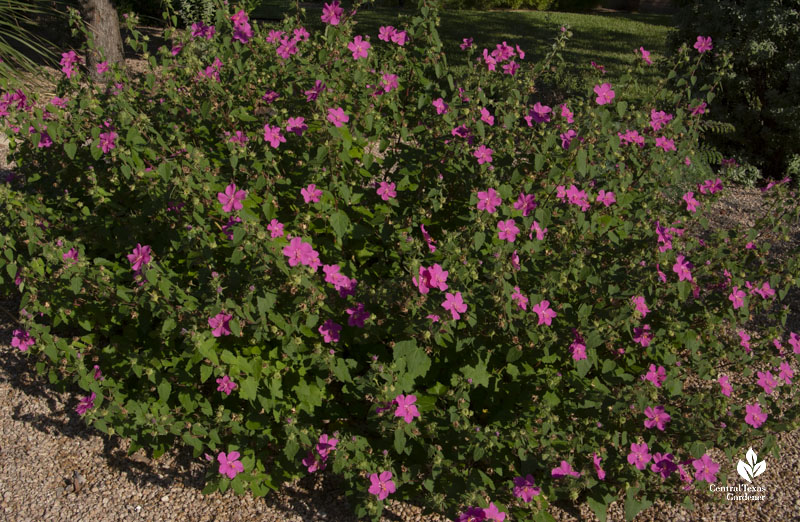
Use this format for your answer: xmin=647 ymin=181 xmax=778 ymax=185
xmin=254 ymin=4 xmax=674 ymax=84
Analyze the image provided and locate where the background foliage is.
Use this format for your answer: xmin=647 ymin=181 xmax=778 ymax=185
xmin=670 ymin=0 xmax=800 ymax=181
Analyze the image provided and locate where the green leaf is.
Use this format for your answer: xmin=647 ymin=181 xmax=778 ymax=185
xmin=473 ymin=231 xmax=485 ymax=251
xmin=393 ymin=340 xmax=431 ymax=389
xmin=624 ymin=487 xmax=652 ymax=521
xmin=330 ymin=210 xmax=350 ymax=243
xmin=394 ymin=427 xmax=406 ymax=454
xmin=64 ymin=142 xmax=77 ymax=160
xmin=616 ymin=101 xmax=628 ymax=118
xmin=461 ymin=356 xmax=490 ymax=388
xmin=577 ymin=149 xmax=587 ymax=175
xmin=240 ymin=377 xmax=258 ymax=401
xmin=158 ymin=380 xmax=171 ymax=403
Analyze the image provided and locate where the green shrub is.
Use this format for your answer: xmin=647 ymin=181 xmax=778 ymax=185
xmin=1 ymin=1 xmax=799 ymax=521
xmin=670 ymin=0 xmax=800 ymax=180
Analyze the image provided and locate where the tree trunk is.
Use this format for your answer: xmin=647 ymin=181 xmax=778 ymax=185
xmin=78 ymin=0 xmax=125 ymax=78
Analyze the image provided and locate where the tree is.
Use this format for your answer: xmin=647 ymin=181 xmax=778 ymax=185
xmin=78 ymin=0 xmax=125 ymax=77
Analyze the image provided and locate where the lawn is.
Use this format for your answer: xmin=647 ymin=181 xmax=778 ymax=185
xmin=254 ymin=4 xmax=673 ymax=83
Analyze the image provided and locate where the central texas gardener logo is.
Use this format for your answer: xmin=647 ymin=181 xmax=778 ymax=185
xmin=736 ymin=447 xmax=766 ymax=482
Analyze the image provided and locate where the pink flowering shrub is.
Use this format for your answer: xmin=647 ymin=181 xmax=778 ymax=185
xmin=1 ymin=3 xmax=799 ymax=522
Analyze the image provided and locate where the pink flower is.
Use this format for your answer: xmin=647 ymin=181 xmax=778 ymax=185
xmin=420 ymin=224 xmax=436 ymax=253
xmin=651 ymin=453 xmax=678 ymax=479
xmin=513 ymin=474 xmax=540 ymax=502
xmin=11 ymin=329 xmax=34 ymax=352
xmin=60 ymin=50 xmax=82 ymax=78
xmin=570 ymin=330 xmax=587 ymax=360
xmin=718 ymin=375 xmax=732 ymax=397
xmin=483 ymin=503 xmax=506 ymax=521
xmin=502 ymin=61 xmax=519 ymax=75
xmin=127 ymin=243 xmax=152 ymax=271
xmin=691 ymin=102 xmax=707 ymax=115
xmin=98 ymin=131 xmax=117 ymax=154
xmin=497 ymin=219 xmax=519 ymax=242
xmin=683 ymin=191 xmax=699 ymax=213
xmin=778 ymin=362 xmax=794 ymax=385
xmin=631 ymin=296 xmax=650 ymax=318
xmin=377 ymin=181 xmax=396 ymax=201
xmin=209 ymin=312 xmax=233 ymax=337
xmin=262 ymin=90 xmax=281 ymax=103
xmin=477 ymin=188 xmax=502 ymax=213
xmin=528 ymin=102 xmax=552 ymax=124
xmin=321 ymin=1 xmax=343 ymax=25
xmin=191 ymin=22 xmax=215 ymax=40
xmin=231 ymin=10 xmax=253 ymax=43
xmin=346 ymin=303 xmax=369 ymax=327
xmin=63 ymin=247 xmax=79 ymax=262
xmin=460 ymin=37 xmax=474 ymax=50
xmin=442 ymin=291 xmax=467 ymax=320
xmin=639 ymin=46 xmax=652 ymax=65
xmin=267 ymin=219 xmax=284 ymax=238
xmin=432 ymin=98 xmax=448 ymax=115
xmin=327 ymin=107 xmax=349 ymax=127
xmin=458 ymin=507 xmax=486 ymax=522
xmin=75 ymin=392 xmax=96 ymax=415
xmin=633 ymin=325 xmax=653 ymax=347
xmin=263 ymin=124 xmax=286 ymax=148
xmin=378 ymin=26 xmax=396 ymax=42
xmin=391 ymin=30 xmax=408 ymax=46
xmin=692 ymin=454 xmax=719 ymax=483
xmin=530 ymin=221 xmax=547 ymax=240
xmin=394 ymin=394 xmax=420 ymax=423
xmin=673 ymin=255 xmax=693 ymax=281
xmin=532 ymin=300 xmax=556 ymax=326
xmin=644 ymin=405 xmax=671 ymax=431
xmin=551 ymin=460 xmax=581 ymax=478
xmin=319 ymin=319 xmax=342 ymax=343
xmin=644 ymin=364 xmax=666 ymax=387
xmin=729 ymin=286 xmax=746 ymax=309
xmin=480 ymin=107 xmax=495 ymax=126
xmin=738 ymin=330 xmax=751 ymax=351
xmin=316 ymin=433 xmax=338 ymax=459
xmin=348 ymin=35 xmax=371 ymax=60
xmin=301 ymin=184 xmax=323 ymax=204
xmin=745 ymin=403 xmax=767 ymax=428
xmin=560 ymin=129 xmax=577 ymax=149
xmin=511 ymin=286 xmax=528 ymax=310
xmin=286 ymin=117 xmax=308 ymax=136
xmin=96 ymin=61 xmax=109 ymax=75
xmin=560 ymin=104 xmax=574 ymax=123
xmin=381 ymin=73 xmax=399 ymax=93
xmin=368 ymin=471 xmax=396 ymax=500
xmin=627 ymin=442 xmax=651 ymax=470
xmin=216 ymin=375 xmax=238 ymax=395
xmin=596 ymin=190 xmax=616 ymax=207
xmin=218 ymin=451 xmax=244 ymax=479
xmin=93 ymin=365 xmax=103 ymax=380
xmin=753 ymin=281 xmax=775 ymax=299
xmin=474 ymin=145 xmax=494 ymax=165
xmin=218 ymin=183 xmax=247 ymax=213
xmin=694 ymin=36 xmax=713 ymax=53
xmin=650 ymin=110 xmax=673 ymax=132
xmin=756 ymin=371 xmax=779 ymax=395
xmin=514 ymin=192 xmax=536 ymax=216
xmin=593 ymin=452 xmax=606 ymax=480
xmin=593 ymin=83 xmax=615 ymax=105
xmin=655 ymin=136 xmax=676 ymax=152
xmin=790 ymin=332 xmax=800 ymax=354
